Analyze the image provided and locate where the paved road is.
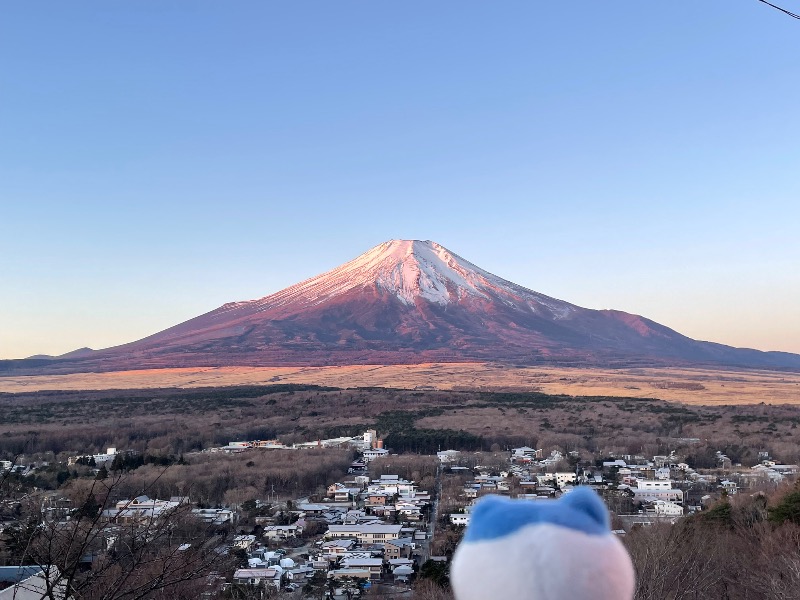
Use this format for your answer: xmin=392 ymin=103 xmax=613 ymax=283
xmin=420 ymin=463 xmax=442 ymax=562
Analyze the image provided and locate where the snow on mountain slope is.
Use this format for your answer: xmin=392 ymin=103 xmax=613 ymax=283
xmin=222 ymin=240 xmax=576 ymax=319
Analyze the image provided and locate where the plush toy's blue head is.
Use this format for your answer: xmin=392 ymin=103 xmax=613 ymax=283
xmin=451 ymin=487 xmax=635 ymax=600
xmin=463 ymin=486 xmax=610 ymax=542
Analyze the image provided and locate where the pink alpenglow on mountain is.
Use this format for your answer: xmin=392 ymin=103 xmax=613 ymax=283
xmin=8 ymin=240 xmax=800 ymax=373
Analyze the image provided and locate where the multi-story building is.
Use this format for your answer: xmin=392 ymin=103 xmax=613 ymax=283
xmin=633 ymin=480 xmax=683 ymax=504
xmin=325 ymin=524 xmax=403 ymax=544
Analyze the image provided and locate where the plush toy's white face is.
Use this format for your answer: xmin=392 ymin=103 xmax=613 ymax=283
xmin=450 ymin=488 xmax=635 ymax=600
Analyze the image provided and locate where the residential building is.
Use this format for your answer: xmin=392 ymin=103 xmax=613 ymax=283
xmin=320 ymin=539 xmax=356 ymax=556
xmin=633 ymin=486 xmax=683 ymax=504
xmin=437 ymin=450 xmax=461 ymax=463
xmin=645 ymin=500 xmax=684 ymax=517
xmin=450 ymin=514 xmax=470 ymax=526
xmin=101 ymin=496 xmax=184 ymax=525
xmin=192 ymin=508 xmax=237 ymax=525
xmin=384 ymin=538 xmax=415 ymax=559
xmin=263 ymin=525 xmax=300 ymax=541
xmin=341 ymin=557 xmax=383 ymax=580
xmin=362 ymin=448 xmax=389 ymax=462
xmin=555 ymin=472 xmax=577 ymax=487
xmin=366 ymin=493 xmax=389 ymax=506
xmin=511 ymin=447 xmax=543 ymax=462
xmin=636 ymin=480 xmax=673 ymax=490
xmin=233 ymin=568 xmax=282 ymax=589
xmin=325 ymin=524 xmax=403 ymax=544
xmin=328 ymin=568 xmax=371 ymax=581
xmin=655 ymin=467 xmax=671 ymax=480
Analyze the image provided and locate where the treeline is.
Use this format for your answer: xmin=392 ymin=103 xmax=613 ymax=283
xmin=384 ymin=428 xmax=483 ymax=454
xmin=375 ymin=409 xmax=483 ymax=453
xmin=625 ymin=482 xmax=800 ymax=599
xmin=60 ymin=448 xmax=355 ymax=507
xmin=110 ymin=452 xmax=184 ymax=471
xmin=75 ymin=453 xmax=184 ymax=470
xmin=5 ymin=385 xmax=800 ymax=468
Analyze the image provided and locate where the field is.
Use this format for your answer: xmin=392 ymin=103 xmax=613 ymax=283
xmin=5 ymin=367 xmax=800 ymax=600
xmin=1 ymin=362 xmax=799 ymax=405
xmin=4 ymin=381 xmax=800 ymax=468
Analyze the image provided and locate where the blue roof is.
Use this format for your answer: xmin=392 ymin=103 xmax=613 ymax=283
xmin=0 ymin=566 xmax=43 ymax=583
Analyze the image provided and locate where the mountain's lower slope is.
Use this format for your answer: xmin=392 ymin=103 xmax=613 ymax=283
xmin=4 ymin=240 xmax=799 ymax=374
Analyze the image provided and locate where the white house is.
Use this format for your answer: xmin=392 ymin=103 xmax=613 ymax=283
xmin=450 ymin=514 xmax=471 ymax=526
xmin=655 ymin=468 xmax=671 ymax=480
xmin=646 ymin=500 xmax=684 ymax=517
xmin=368 ymin=476 xmax=417 ymax=497
xmin=88 ymin=447 xmax=119 ymax=466
xmin=772 ymin=465 xmax=799 ymax=475
xmin=233 ymin=567 xmax=282 ymax=588
xmin=101 ymin=495 xmax=184 ymax=525
xmin=287 ymin=566 xmax=315 ymax=581
xmin=541 ymin=451 xmax=564 ymax=467
xmin=437 ymin=450 xmax=462 ymax=463
xmin=555 ymin=472 xmax=577 ymax=487
xmin=634 ymin=478 xmax=681 ymax=503
xmin=636 ymin=480 xmax=673 ymax=490
xmin=511 ymin=447 xmax=542 ymax=461
xmin=263 ymin=525 xmax=300 ymax=541
xmin=362 ymin=448 xmax=389 ymax=462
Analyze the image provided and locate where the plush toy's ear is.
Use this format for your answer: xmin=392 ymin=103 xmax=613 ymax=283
xmin=560 ymin=486 xmax=610 ymax=529
xmin=462 ymin=494 xmax=516 ymax=541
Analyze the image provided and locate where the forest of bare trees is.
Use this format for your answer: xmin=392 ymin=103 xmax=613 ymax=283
xmin=4 ymin=384 xmax=800 ymax=599
xmin=5 ymin=385 xmax=800 ymax=468
xmin=626 ymin=484 xmax=800 ymax=599
xmin=2 ymin=469 xmax=235 ymax=599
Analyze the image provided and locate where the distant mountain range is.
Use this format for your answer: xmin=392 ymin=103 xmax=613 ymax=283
xmin=5 ymin=240 xmax=800 ymax=375
xmin=26 ymin=347 xmax=96 ymax=361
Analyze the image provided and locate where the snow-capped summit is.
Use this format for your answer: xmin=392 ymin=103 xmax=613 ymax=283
xmin=19 ymin=239 xmax=800 ymax=372
xmin=249 ymin=240 xmax=572 ymax=316
xmin=271 ymin=239 xmax=491 ymax=306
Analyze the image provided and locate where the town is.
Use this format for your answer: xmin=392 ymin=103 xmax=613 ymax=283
xmin=2 ymin=423 xmax=797 ymax=599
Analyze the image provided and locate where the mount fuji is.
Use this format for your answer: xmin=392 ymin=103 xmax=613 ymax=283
xmin=8 ymin=240 xmax=800 ymax=373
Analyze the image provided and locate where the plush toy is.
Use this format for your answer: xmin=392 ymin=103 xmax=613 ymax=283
xmin=450 ymin=487 xmax=635 ymax=600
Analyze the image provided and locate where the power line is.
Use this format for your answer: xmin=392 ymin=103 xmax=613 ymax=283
xmin=756 ymin=0 xmax=800 ymax=19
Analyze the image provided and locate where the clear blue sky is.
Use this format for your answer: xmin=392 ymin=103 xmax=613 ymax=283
xmin=2 ymin=1 xmax=799 ymax=359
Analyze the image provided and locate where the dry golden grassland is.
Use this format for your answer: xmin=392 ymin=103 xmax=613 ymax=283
xmin=4 ymin=378 xmax=800 ymax=467
xmin=2 ymin=362 xmax=799 ymax=405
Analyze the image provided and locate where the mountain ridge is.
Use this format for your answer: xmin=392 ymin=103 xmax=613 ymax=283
xmin=4 ymin=239 xmax=800 ymax=375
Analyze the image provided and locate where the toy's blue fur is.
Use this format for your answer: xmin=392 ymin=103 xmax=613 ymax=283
xmin=462 ymin=486 xmax=609 ymax=542
xmin=452 ymin=487 xmax=636 ymax=600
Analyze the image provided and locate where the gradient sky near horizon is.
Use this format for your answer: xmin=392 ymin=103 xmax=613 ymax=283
xmin=2 ymin=1 xmax=799 ymax=360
